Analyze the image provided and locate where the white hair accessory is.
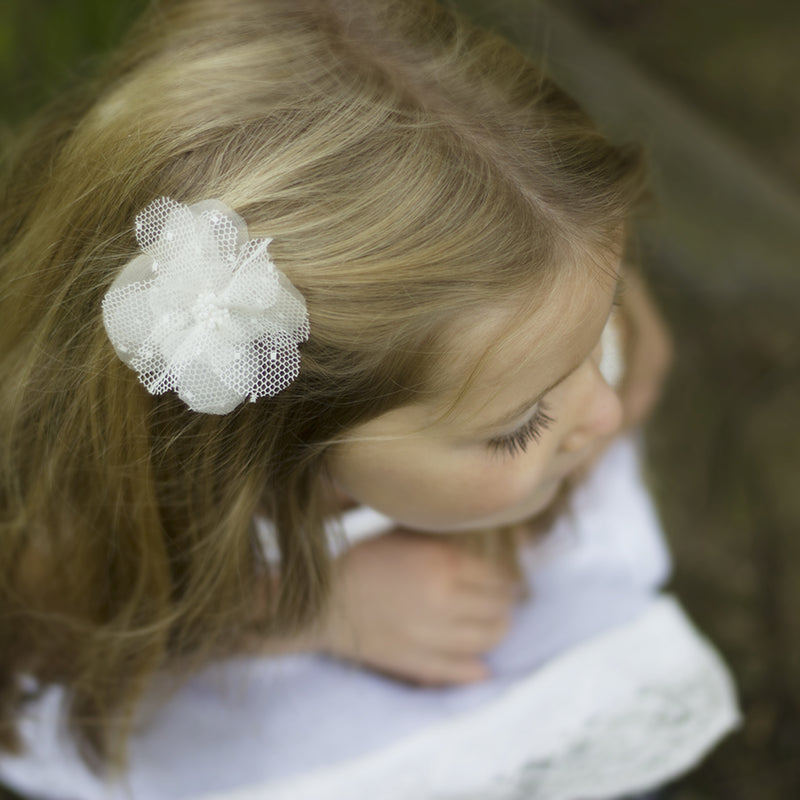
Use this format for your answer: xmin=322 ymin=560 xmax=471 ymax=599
xmin=102 ymin=197 xmax=310 ymax=414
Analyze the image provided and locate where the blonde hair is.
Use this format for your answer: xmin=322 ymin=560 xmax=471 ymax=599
xmin=0 ymin=0 xmax=646 ymax=769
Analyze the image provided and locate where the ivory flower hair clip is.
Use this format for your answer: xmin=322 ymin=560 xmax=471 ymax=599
xmin=102 ymin=197 xmax=310 ymax=414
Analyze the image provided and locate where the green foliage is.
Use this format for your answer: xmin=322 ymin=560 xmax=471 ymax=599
xmin=1 ymin=0 xmax=148 ymax=122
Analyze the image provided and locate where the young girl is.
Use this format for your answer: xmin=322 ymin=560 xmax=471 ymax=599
xmin=0 ymin=0 xmax=738 ymax=797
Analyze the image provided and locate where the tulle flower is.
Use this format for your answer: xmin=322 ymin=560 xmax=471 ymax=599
xmin=102 ymin=197 xmax=310 ymax=414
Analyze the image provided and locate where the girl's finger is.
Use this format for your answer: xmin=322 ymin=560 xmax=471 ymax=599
xmin=408 ymin=654 xmax=490 ymax=687
xmin=441 ymin=616 xmax=512 ymax=655
xmin=449 ymin=590 xmax=516 ymax=626
xmin=453 ymin=556 xmax=518 ymax=595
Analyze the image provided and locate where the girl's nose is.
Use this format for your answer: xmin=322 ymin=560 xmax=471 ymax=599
xmin=559 ymin=365 xmax=623 ymax=453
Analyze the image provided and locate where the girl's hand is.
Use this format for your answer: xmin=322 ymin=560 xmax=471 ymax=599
xmin=319 ymin=531 xmax=518 ymax=686
xmin=618 ymin=270 xmax=673 ymax=429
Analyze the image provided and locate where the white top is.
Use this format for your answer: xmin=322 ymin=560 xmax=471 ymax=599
xmin=0 ymin=436 xmax=740 ymax=800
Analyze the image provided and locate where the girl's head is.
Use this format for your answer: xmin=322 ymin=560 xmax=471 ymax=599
xmin=0 ymin=0 xmax=645 ymax=765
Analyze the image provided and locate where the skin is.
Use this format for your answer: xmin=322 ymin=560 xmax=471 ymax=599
xmin=616 ymin=270 xmax=673 ymax=429
xmin=280 ymin=257 xmax=673 ymax=687
xmin=327 ymin=255 xmax=625 ymax=534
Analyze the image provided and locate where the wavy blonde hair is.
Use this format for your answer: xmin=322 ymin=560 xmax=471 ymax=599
xmin=0 ymin=0 xmax=646 ymax=770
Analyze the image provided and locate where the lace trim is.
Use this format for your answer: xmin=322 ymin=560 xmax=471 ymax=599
xmin=200 ymin=596 xmax=740 ymax=800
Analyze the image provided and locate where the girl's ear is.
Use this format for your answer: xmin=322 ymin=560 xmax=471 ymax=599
xmin=614 ymin=271 xmax=673 ymax=430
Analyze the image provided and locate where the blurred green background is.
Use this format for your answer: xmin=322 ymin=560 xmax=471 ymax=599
xmin=3 ymin=1 xmax=800 ymax=798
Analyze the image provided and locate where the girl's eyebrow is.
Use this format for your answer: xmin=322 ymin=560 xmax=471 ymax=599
xmin=480 ymin=272 xmax=625 ymax=436
xmin=479 ymin=363 xmax=579 ymax=435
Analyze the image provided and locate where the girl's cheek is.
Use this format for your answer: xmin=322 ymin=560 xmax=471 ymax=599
xmin=463 ymin=452 xmax=545 ymax=513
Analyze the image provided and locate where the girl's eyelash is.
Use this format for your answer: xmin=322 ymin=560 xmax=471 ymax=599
xmin=487 ymin=403 xmax=555 ymax=457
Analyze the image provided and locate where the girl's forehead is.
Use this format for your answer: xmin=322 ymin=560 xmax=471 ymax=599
xmin=429 ymin=259 xmax=621 ymax=430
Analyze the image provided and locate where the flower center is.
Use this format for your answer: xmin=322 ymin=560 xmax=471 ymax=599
xmin=192 ymin=292 xmax=230 ymax=330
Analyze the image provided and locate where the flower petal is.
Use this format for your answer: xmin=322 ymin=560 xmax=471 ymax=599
xmin=224 ymin=239 xmax=279 ymax=314
xmin=252 ymin=334 xmax=302 ymax=396
xmin=102 ymin=254 xmax=158 ymax=364
xmin=105 ymin=196 xmax=310 ymax=413
xmin=173 ymin=354 xmax=244 ymax=414
xmin=223 ymin=241 xmax=309 ymax=342
xmin=192 ymin=200 xmax=249 ymax=284
xmin=136 ymin=198 xmax=198 ymax=270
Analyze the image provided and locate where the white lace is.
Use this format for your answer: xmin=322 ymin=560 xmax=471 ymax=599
xmin=102 ymin=197 xmax=309 ymax=414
xmin=200 ymin=597 xmax=740 ymax=800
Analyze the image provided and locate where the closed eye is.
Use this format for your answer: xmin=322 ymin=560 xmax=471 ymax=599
xmin=487 ymin=403 xmax=555 ymax=457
